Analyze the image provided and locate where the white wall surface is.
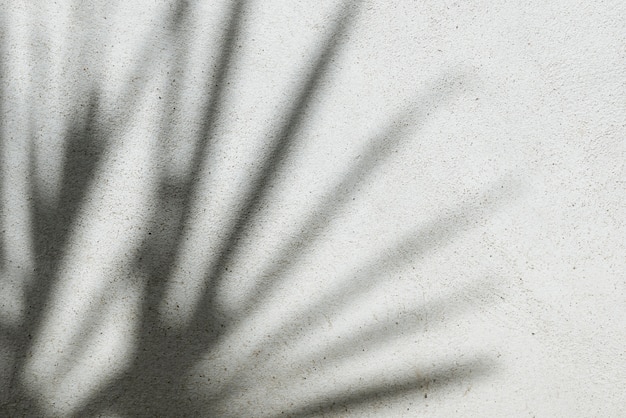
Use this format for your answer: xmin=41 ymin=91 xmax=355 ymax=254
xmin=1 ymin=0 xmax=625 ymax=416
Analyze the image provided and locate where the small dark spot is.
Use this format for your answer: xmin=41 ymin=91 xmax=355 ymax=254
xmin=424 ymin=393 xmax=428 ymax=398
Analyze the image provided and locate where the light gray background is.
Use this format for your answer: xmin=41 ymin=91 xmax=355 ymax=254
xmin=1 ymin=0 xmax=625 ymax=416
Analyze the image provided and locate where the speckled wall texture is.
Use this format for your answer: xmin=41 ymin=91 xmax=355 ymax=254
xmin=1 ymin=1 xmax=625 ymax=416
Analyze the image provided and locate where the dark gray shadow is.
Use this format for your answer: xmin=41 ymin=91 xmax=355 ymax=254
xmin=75 ymin=3 xmax=369 ymax=417
xmin=0 ymin=1 xmax=517 ymax=417
xmin=0 ymin=94 xmax=108 ymax=416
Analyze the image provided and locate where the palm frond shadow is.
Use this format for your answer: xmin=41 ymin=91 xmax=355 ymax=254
xmin=0 ymin=1 xmax=517 ymax=417
xmin=210 ymin=181 xmax=511 ymax=417
xmin=287 ymin=358 xmax=491 ymax=418
xmin=237 ymin=72 xmax=469 ymax=321
xmin=1 ymin=95 xmax=109 ymax=415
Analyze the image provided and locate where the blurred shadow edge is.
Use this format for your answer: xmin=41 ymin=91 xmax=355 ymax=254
xmin=283 ymin=358 xmax=495 ymax=417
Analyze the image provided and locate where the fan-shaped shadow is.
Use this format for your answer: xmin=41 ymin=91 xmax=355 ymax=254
xmin=1 ymin=1 xmax=517 ymax=417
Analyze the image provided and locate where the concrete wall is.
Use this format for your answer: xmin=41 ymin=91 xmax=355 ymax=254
xmin=1 ymin=0 xmax=625 ymax=416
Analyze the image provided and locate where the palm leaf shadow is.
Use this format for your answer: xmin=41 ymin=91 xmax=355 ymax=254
xmin=286 ymin=358 xmax=491 ymax=417
xmin=0 ymin=2 xmax=179 ymax=410
xmin=0 ymin=2 xmax=196 ymax=410
xmin=234 ymin=72 xmax=469 ymax=323
xmin=76 ymin=2 xmax=368 ymax=416
xmin=208 ymin=178 xmax=511 ymax=416
xmin=180 ymin=0 xmax=363 ymax=356
xmin=0 ymin=92 xmax=109 ymax=416
xmin=1 ymin=1 xmax=516 ymax=416
xmin=84 ymin=2 xmax=507 ymax=416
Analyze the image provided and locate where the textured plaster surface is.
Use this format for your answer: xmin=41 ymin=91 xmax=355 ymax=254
xmin=1 ymin=0 xmax=625 ymax=416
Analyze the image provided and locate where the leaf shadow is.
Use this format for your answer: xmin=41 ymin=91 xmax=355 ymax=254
xmin=0 ymin=92 xmax=109 ymax=415
xmin=1 ymin=1 xmax=518 ymax=417
xmin=284 ymin=358 xmax=492 ymax=418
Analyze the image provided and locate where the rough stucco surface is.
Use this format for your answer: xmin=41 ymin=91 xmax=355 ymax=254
xmin=0 ymin=0 xmax=625 ymax=416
